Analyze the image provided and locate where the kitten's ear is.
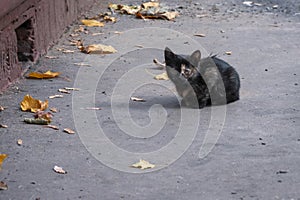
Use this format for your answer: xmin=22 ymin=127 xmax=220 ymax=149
xmin=190 ymin=50 xmax=201 ymax=66
xmin=164 ymin=47 xmax=176 ymax=61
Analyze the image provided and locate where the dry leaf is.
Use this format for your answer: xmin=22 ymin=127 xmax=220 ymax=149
xmin=0 ymin=181 xmax=8 ymax=190
xmin=80 ymin=44 xmax=117 ymax=54
xmin=74 ymin=63 xmax=91 ymax=67
xmin=63 ymin=128 xmax=75 ymax=134
xmin=132 ymin=159 xmax=155 ymax=169
xmin=84 ymin=107 xmax=101 ymax=110
xmin=50 ymin=107 xmax=58 ymax=113
xmin=0 ymin=106 xmax=5 ymax=111
xmin=135 ymin=45 xmax=144 ymax=48
xmin=69 ymin=39 xmax=83 ymax=47
xmin=91 ymin=33 xmax=104 ymax=36
xmin=34 ymin=111 xmax=53 ymax=123
xmin=17 ymin=139 xmax=23 ymax=146
xmin=58 ymin=89 xmax=71 ymax=94
xmin=154 ymin=72 xmax=169 ymax=80
xmin=158 ymin=11 xmax=179 ymax=20
xmin=27 ymin=70 xmax=60 ymax=79
xmin=81 ymin=19 xmax=105 ymax=27
xmin=53 ymin=165 xmax=67 ymax=174
xmin=225 ymin=51 xmax=232 ymax=55
xmin=74 ymin=26 xmax=85 ymax=33
xmin=24 ymin=118 xmax=50 ymax=125
xmin=141 ymin=1 xmax=160 ymax=9
xmin=64 ymin=87 xmax=80 ymax=91
xmin=114 ymin=31 xmax=123 ymax=34
xmin=103 ymin=16 xmax=117 ymax=23
xmin=57 ymin=48 xmax=75 ymax=53
xmin=45 ymin=55 xmax=58 ymax=59
xmin=194 ymin=33 xmax=206 ymax=37
xmin=46 ymin=125 xmax=59 ymax=130
xmin=49 ymin=94 xmax=64 ymax=99
xmin=130 ymin=97 xmax=146 ymax=102
xmin=0 ymin=154 xmax=7 ymax=169
xmin=0 ymin=124 xmax=8 ymax=128
xmin=20 ymin=94 xmax=48 ymax=113
xmin=153 ymin=59 xmax=165 ymax=69
xmin=70 ymin=33 xmax=80 ymax=37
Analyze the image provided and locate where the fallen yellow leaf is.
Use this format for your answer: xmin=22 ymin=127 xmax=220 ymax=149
xmin=0 ymin=181 xmax=8 ymax=190
xmin=64 ymin=128 xmax=75 ymax=134
xmin=27 ymin=70 xmax=60 ymax=79
xmin=0 ymin=154 xmax=7 ymax=170
xmin=46 ymin=125 xmax=59 ymax=130
xmin=20 ymin=95 xmax=48 ymax=113
xmin=80 ymin=44 xmax=117 ymax=54
xmin=53 ymin=165 xmax=67 ymax=174
xmin=132 ymin=159 xmax=155 ymax=169
xmin=154 ymin=72 xmax=169 ymax=80
xmin=81 ymin=19 xmax=105 ymax=27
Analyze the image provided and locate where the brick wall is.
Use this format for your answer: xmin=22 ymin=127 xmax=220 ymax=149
xmin=0 ymin=0 xmax=102 ymax=92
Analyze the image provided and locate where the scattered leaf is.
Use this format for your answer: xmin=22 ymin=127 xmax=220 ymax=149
xmin=157 ymin=11 xmax=179 ymax=20
xmin=103 ymin=16 xmax=117 ymax=23
xmin=58 ymin=89 xmax=71 ymax=94
xmin=74 ymin=62 xmax=91 ymax=67
xmin=17 ymin=139 xmax=23 ymax=146
xmin=34 ymin=111 xmax=53 ymax=123
xmin=80 ymin=44 xmax=117 ymax=54
xmin=225 ymin=51 xmax=232 ymax=55
xmin=49 ymin=94 xmax=64 ymax=99
xmin=194 ymin=33 xmax=206 ymax=37
xmin=69 ymin=39 xmax=83 ymax=47
xmin=50 ymin=107 xmax=58 ymax=113
xmin=24 ymin=118 xmax=50 ymax=125
xmin=153 ymin=58 xmax=166 ymax=69
xmin=64 ymin=87 xmax=80 ymax=91
xmin=154 ymin=72 xmax=169 ymax=80
xmin=114 ymin=31 xmax=123 ymax=34
xmin=70 ymin=33 xmax=80 ymax=37
xmin=0 ymin=124 xmax=8 ymax=128
xmin=132 ymin=159 xmax=155 ymax=169
xmin=63 ymin=128 xmax=75 ymax=134
xmin=196 ymin=14 xmax=208 ymax=18
xmin=46 ymin=125 xmax=59 ymax=130
xmin=27 ymin=70 xmax=60 ymax=79
xmin=135 ymin=45 xmax=144 ymax=48
xmin=0 ymin=154 xmax=7 ymax=169
xmin=20 ymin=94 xmax=48 ymax=113
xmin=130 ymin=97 xmax=146 ymax=102
xmin=243 ymin=1 xmax=253 ymax=7
xmin=91 ymin=33 xmax=104 ymax=36
xmin=84 ymin=107 xmax=101 ymax=110
xmin=0 ymin=181 xmax=8 ymax=190
xmin=53 ymin=165 xmax=67 ymax=174
xmin=141 ymin=1 xmax=160 ymax=9
xmin=0 ymin=106 xmax=5 ymax=111
xmin=81 ymin=19 xmax=105 ymax=27
xmin=74 ymin=26 xmax=85 ymax=33
xmin=45 ymin=55 xmax=58 ymax=59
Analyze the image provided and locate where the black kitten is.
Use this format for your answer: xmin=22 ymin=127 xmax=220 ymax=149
xmin=164 ymin=47 xmax=240 ymax=108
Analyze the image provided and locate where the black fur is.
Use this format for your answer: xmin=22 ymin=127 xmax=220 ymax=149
xmin=164 ymin=47 xmax=240 ymax=108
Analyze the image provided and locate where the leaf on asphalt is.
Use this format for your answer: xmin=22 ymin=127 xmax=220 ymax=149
xmin=17 ymin=139 xmax=23 ymax=146
xmin=132 ymin=159 xmax=155 ymax=169
xmin=50 ymin=107 xmax=58 ymax=113
xmin=0 ymin=124 xmax=8 ymax=128
xmin=58 ymin=89 xmax=71 ymax=94
xmin=0 ymin=154 xmax=7 ymax=170
xmin=49 ymin=94 xmax=64 ymax=99
xmin=57 ymin=48 xmax=75 ymax=53
xmin=0 ymin=181 xmax=8 ymax=190
xmin=63 ymin=128 xmax=75 ymax=134
xmin=154 ymin=72 xmax=169 ymax=80
xmin=141 ymin=1 xmax=160 ymax=9
xmin=80 ymin=44 xmax=117 ymax=54
xmin=46 ymin=125 xmax=59 ymax=130
xmin=20 ymin=94 xmax=48 ymax=113
xmin=225 ymin=51 xmax=232 ymax=55
xmin=45 ymin=55 xmax=59 ymax=59
xmin=84 ymin=107 xmax=101 ymax=110
xmin=24 ymin=118 xmax=50 ymax=125
xmin=130 ymin=97 xmax=146 ymax=102
xmin=0 ymin=106 xmax=6 ymax=111
xmin=103 ymin=16 xmax=117 ymax=23
xmin=81 ymin=19 xmax=105 ymax=27
xmin=64 ymin=87 xmax=80 ymax=91
xmin=157 ymin=11 xmax=179 ymax=20
xmin=34 ymin=111 xmax=53 ymax=123
xmin=114 ymin=31 xmax=123 ymax=34
xmin=194 ymin=33 xmax=206 ymax=37
xmin=69 ymin=39 xmax=83 ymax=47
xmin=53 ymin=165 xmax=67 ymax=174
xmin=27 ymin=70 xmax=60 ymax=79
xmin=153 ymin=58 xmax=166 ymax=69
xmin=73 ymin=62 xmax=91 ymax=67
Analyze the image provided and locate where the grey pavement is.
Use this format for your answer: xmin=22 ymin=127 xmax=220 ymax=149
xmin=0 ymin=0 xmax=300 ymax=199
